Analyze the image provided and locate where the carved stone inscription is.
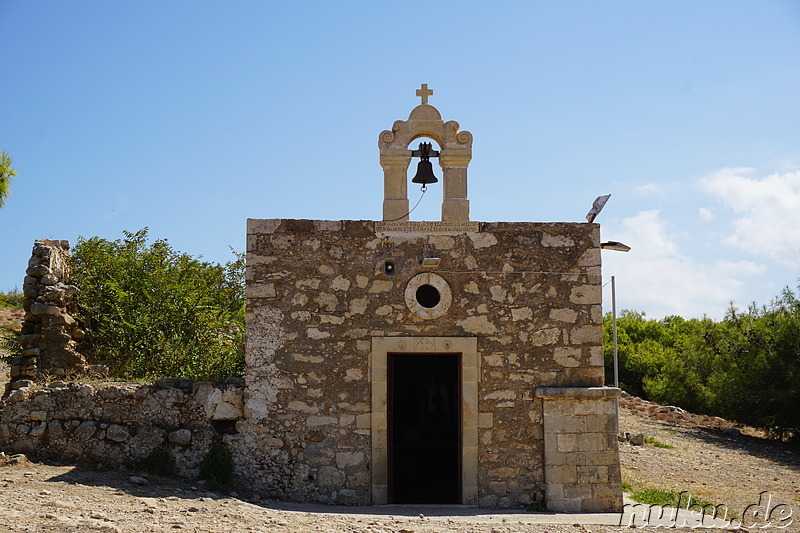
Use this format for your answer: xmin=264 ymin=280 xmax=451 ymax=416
xmin=375 ymin=221 xmax=480 ymax=234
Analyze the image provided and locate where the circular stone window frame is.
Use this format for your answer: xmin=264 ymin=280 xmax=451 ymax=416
xmin=404 ymin=272 xmax=452 ymax=319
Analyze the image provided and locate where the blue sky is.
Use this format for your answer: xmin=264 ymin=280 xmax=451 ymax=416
xmin=1 ymin=1 xmax=799 ymax=320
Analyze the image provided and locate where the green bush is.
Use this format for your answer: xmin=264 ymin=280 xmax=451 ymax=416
xmin=70 ymin=228 xmax=245 ymax=381
xmin=200 ymin=442 xmax=234 ymax=492
xmin=0 ymin=331 xmax=21 ymax=364
xmin=605 ymin=285 xmax=800 ymax=439
xmin=0 ymin=288 xmax=23 ymax=308
xmin=141 ymin=443 xmax=175 ymax=476
xmin=643 ymin=435 xmax=675 ymax=449
xmin=623 ymin=480 xmax=722 ymax=511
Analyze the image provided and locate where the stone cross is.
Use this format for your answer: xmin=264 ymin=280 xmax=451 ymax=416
xmin=416 ymin=83 xmax=433 ymax=105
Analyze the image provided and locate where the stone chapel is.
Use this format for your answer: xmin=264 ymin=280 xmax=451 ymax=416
xmin=236 ymin=85 xmax=623 ymax=511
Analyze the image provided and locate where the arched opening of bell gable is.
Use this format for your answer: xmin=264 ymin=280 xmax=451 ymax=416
xmin=405 ymin=136 xmax=442 ymax=221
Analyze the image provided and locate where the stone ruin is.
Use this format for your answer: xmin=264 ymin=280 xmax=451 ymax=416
xmin=8 ymin=240 xmax=88 ymax=389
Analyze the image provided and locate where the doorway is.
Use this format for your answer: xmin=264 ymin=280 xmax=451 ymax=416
xmin=388 ymin=353 xmax=461 ymax=504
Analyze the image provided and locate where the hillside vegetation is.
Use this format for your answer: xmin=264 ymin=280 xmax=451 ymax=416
xmin=70 ymin=228 xmax=245 ymax=381
xmin=604 ymin=286 xmax=800 ymax=440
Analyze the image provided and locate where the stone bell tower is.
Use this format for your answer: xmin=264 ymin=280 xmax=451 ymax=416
xmin=379 ymin=84 xmax=473 ymax=222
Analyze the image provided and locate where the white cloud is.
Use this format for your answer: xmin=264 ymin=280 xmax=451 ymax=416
xmin=602 ymin=209 xmax=766 ymax=319
xmin=698 ymin=207 xmax=714 ymax=221
xmin=699 ymin=168 xmax=800 ymax=267
xmin=634 ymin=183 xmax=667 ymax=196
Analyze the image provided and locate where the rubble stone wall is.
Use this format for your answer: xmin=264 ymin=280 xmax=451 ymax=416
xmin=11 ymin=240 xmax=86 ymax=386
xmin=237 ymin=219 xmax=612 ymax=508
xmin=0 ymin=379 xmax=243 ymax=478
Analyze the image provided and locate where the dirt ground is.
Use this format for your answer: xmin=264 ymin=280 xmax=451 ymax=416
xmin=0 ymin=305 xmax=798 ymax=531
xmin=618 ymin=397 xmax=800 ymax=527
xmin=0 ymin=400 xmax=796 ymax=532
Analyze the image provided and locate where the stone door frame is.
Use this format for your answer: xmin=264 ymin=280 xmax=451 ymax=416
xmin=370 ymin=336 xmax=479 ymax=504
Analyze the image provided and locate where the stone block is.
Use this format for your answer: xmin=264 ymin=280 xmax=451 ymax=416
xmin=589 ymin=345 xmax=604 ymax=366
xmin=543 ymin=414 xmax=586 ymax=433
xmin=592 ymin=483 xmax=623 ymax=501
xmin=74 ymin=421 xmax=96 ymax=439
xmin=577 ymin=433 xmax=606 ymax=451
xmin=247 ymin=283 xmax=276 ymax=298
xmin=570 ymin=325 xmax=602 ymax=344
xmin=584 ymin=414 xmax=616 ymax=433
xmin=29 ymin=302 xmax=60 ymax=315
xmin=577 ymin=465 xmax=608 ymax=483
xmin=569 ymin=285 xmax=601 ymax=305
xmin=307 ymin=416 xmax=337 ymax=427
xmin=581 ymin=496 xmax=622 ymax=512
xmin=106 ymin=424 xmax=130 ymax=442
xmin=317 ymin=466 xmax=345 ymax=487
xmin=488 ymin=481 xmax=508 ymax=494
xmin=545 ymin=401 xmax=574 ymax=416
xmin=546 ymin=465 xmax=577 ymax=484
xmin=572 ymin=401 xmax=602 ymax=416
xmin=549 ymin=308 xmax=578 ymax=323
xmin=563 ymin=484 xmax=593 ymax=500
xmin=608 ymin=463 xmax=622 ymax=483
xmin=168 ymin=429 xmax=192 ymax=446
xmin=584 ymin=450 xmax=620 ymax=466
xmin=335 ymin=451 xmax=364 ymax=469
xmin=556 ymin=433 xmax=577 ymax=453
xmin=553 ymin=347 xmax=581 ymax=368
xmin=47 ymin=420 xmax=63 ymax=437
xmin=29 ymin=422 xmax=46 ymax=438
xmin=547 ymin=498 xmax=584 ymax=513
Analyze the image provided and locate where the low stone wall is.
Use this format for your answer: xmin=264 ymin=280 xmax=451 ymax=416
xmin=0 ymin=379 xmax=243 ymax=478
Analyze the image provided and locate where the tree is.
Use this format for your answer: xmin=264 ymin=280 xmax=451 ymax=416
xmin=605 ymin=287 xmax=800 ymax=439
xmin=0 ymin=151 xmax=18 ymax=207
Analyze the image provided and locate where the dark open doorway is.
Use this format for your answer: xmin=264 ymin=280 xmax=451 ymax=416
xmin=388 ymin=353 xmax=461 ymax=504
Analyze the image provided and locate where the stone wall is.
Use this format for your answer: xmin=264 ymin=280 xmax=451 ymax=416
xmin=0 ymin=379 xmax=243 ymax=478
xmin=237 ymin=218 xmax=615 ymax=508
xmin=11 ymin=240 xmax=87 ymax=387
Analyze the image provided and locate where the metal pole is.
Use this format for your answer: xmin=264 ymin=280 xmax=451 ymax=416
xmin=612 ymin=275 xmax=619 ymax=433
xmin=612 ymin=275 xmax=618 ymax=388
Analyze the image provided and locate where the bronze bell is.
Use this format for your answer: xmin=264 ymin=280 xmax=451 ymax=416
xmin=412 ymin=159 xmax=438 ymax=186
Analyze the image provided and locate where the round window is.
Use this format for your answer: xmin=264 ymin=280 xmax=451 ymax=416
xmin=416 ymin=284 xmax=441 ymax=308
xmin=405 ymin=273 xmax=452 ymax=319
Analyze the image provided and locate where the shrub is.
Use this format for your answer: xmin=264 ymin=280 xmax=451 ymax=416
xmin=606 ymin=285 xmax=800 ymax=439
xmin=141 ymin=443 xmax=175 ymax=476
xmin=70 ymin=228 xmax=245 ymax=380
xmin=0 ymin=288 xmax=23 ymax=308
xmin=200 ymin=442 xmax=234 ymax=492
xmin=643 ymin=435 xmax=675 ymax=449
